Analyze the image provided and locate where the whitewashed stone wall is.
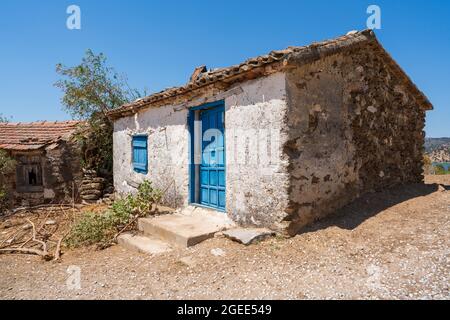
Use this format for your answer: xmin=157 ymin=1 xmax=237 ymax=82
xmin=224 ymin=73 xmax=290 ymax=228
xmin=113 ymin=105 xmax=190 ymax=207
xmin=113 ymin=72 xmax=290 ymax=224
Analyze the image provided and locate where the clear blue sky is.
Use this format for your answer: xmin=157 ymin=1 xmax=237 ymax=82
xmin=0 ymin=0 xmax=449 ymax=137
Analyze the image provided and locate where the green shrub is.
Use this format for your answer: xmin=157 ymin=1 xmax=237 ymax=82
xmin=66 ymin=180 xmax=162 ymax=248
xmin=0 ymin=150 xmax=16 ymax=211
xmin=434 ymin=164 xmax=450 ymax=175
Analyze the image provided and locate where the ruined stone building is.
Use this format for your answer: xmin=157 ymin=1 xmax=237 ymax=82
xmin=108 ymin=30 xmax=432 ymax=235
xmin=0 ymin=121 xmax=83 ymax=207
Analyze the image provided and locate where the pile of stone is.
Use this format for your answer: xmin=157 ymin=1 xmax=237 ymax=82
xmin=80 ymin=170 xmax=106 ymax=204
xmin=102 ymin=183 xmax=115 ymax=205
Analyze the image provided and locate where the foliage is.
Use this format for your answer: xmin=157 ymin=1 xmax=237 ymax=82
xmin=0 ymin=150 xmax=16 ymax=211
xmin=65 ymin=181 xmax=162 ymax=248
xmin=74 ymin=113 xmax=114 ymax=173
xmin=423 ymin=154 xmax=434 ymax=175
xmin=55 ymin=49 xmax=143 ymax=120
xmin=55 ymin=49 xmax=146 ymax=172
xmin=0 ymin=114 xmax=9 ymax=123
xmin=434 ymin=164 xmax=450 ymax=175
xmin=423 ymin=154 xmax=432 ymax=167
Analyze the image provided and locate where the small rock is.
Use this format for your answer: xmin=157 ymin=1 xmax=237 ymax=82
xmin=22 ymin=224 xmax=32 ymax=230
xmin=45 ymin=220 xmax=57 ymax=226
xmin=223 ymin=228 xmax=276 ymax=245
xmin=211 ymin=248 xmax=226 ymax=257
xmin=367 ymin=106 xmax=377 ymax=113
xmin=179 ymin=256 xmax=196 ymax=268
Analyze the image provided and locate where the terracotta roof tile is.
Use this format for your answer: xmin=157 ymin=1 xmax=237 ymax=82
xmin=108 ymin=29 xmax=432 ymax=120
xmin=0 ymin=121 xmax=81 ymax=151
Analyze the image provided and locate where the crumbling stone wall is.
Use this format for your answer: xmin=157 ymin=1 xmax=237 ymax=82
xmin=43 ymin=140 xmax=83 ymax=204
xmin=284 ymin=49 xmax=426 ymax=234
xmin=1 ymin=155 xmax=16 ymax=211
xmin=7 ymin=140 xmax=82 ymax=208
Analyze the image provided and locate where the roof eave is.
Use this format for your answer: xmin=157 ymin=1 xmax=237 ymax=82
xmin=108 ymin=29 xmax=432 ymax=120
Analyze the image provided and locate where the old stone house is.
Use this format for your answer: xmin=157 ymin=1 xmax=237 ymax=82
xmin=0 ymin=121 xmax=83 ymax=208
xmin=108 ymin=30 xmax=432 ymax=235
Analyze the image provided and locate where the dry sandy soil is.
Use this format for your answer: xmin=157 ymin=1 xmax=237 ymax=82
xmin=0 ymin=176 xmax=449 ymax=300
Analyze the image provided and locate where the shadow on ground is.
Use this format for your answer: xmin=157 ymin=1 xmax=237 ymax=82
xmin=301 ymin=182 xmax=447 ymax=234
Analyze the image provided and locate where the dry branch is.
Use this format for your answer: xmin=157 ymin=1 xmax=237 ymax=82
xmin=26 ymin=218 xmax=47 ymax=253
xmin=11 ymin=204 xmax=78 ymax=215
xmin=0 ymin=247 xmax=52 ymax=260
xmin=53 ymin=237 xmax=64 ymax=261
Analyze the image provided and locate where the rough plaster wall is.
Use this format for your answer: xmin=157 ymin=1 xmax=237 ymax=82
xmin=225 ymin=72 xmax=290 ymax=228
xmin=285 ymin=50 xmax=426 ymax=234
xmin=113 ymin=105 xmax=189 ymax=208
xmin=113 ymin=73 xmax=291 ymax=226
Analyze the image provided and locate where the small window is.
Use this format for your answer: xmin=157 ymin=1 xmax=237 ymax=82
xmin=16 ymin=155 xmax=43 ymax=192
xmin=132 ymin=136 xmax=148 ymax=174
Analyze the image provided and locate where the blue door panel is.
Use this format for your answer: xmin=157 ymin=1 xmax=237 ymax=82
xmin=199 ymin=104 xmax=226 ymax=211
xmin=218 ymin=170 xmax=225 ymax=187
xmin=209 ymin=171 xmax=217 ymax=186
xmin=201 ymin=188 xmax=209 ymax=204
xmin=210 ymin=190 xmax=218 ymax=206
xmin=218 ymin=190 xmax=226 ymax=208
xmin=201 ymin=170 xmax=209 ymax=185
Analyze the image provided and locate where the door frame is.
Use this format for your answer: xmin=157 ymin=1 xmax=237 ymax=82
xmin=188 ymin=100 xmax=226 ymax=212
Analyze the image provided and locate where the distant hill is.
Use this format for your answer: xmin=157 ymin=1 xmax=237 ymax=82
xmin=425 ymin=137 xmax=450 ymax=153
xmin=425 ymin=138 xmax=450 ymax=163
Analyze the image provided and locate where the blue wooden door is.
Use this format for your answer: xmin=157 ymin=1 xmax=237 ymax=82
xmin=200 ymin=106 xmax=226 ymax=210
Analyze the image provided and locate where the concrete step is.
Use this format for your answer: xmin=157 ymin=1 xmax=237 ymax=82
xmin=117 ymin=233 xmax=172 ymax=255
xmin=138 ymin=207 xmax=234 ymax=247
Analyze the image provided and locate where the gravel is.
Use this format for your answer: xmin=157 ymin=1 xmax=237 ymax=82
xmin=0 ymin=176 xmax=449 ymax=300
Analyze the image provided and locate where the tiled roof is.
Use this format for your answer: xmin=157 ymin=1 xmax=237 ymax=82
xmin=108 ymin=29 xmax=432 ymax=120
xmin=0 ymin=121 xmax=81 ymax=151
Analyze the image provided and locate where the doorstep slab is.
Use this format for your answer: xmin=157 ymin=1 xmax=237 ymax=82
xmin=117 ymin=233 xmax=172 ymax=255
xmin=139 ymin=211 xmax=232 ymax=247
xmin=223 ymin=228 xmax=276 ymax=245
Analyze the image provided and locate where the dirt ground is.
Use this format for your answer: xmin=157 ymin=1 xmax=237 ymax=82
xmin=0 ymin=175 xmax=449 ymax=300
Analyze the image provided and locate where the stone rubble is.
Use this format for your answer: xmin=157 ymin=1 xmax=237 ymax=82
xmin=223 ymin=228 xmax=276 ymax=245
xmin=79 ymin=169 xmax=114 ymax=204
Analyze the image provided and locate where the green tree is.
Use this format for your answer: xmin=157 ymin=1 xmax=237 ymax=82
xmin=0 ymin=114 xmax=9 ymax=123
xmin=434 ymin=164 xmax=449 ymax=175
xmin=55 ymin=50 xmax=146 ymax=173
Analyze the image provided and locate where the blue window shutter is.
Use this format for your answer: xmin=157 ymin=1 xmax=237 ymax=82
xmin=132 ymin=136 xmax=148 ymax=174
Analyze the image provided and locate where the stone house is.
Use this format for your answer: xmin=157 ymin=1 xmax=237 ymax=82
xmin=0 ymin=121 xmax=83 ymax=208
xmin=108 ymin=30 xmax=432 ymax=235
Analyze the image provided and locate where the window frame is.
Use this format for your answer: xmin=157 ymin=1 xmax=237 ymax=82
xmin=15 ymin=154 xmax=44 ymax=193
xmin=132 ymin=135 xmax=148 ymax=174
